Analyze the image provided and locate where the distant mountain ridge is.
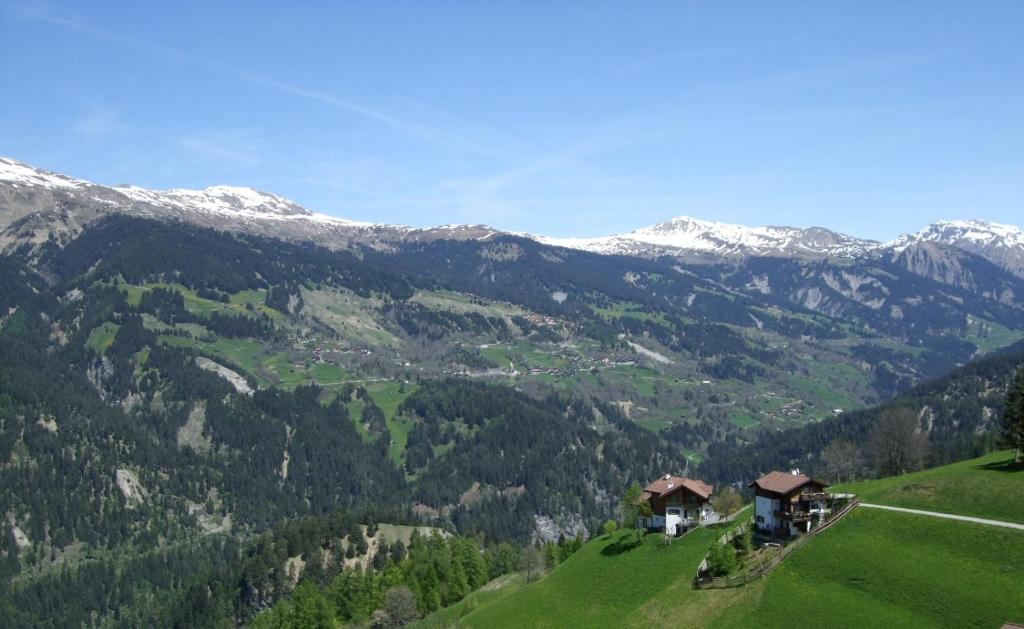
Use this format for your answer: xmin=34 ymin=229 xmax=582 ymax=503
xmin=535 ymin=215 xmax=879 ymax=260
xmin=0 ymin=157 xmax=495 ymax=252
xmin=2 ymin=156 xmax=1023 ymax=280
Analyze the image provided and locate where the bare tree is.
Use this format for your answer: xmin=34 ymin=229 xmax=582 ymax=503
xmin=868 ymin=407 xmax=929 ymax=477
xmin=372 ymin=586 xmax=420 ymax=628
xmin=821 ymin=439 xmax=866 ymax=483
xmin=710 ymin=486 xmax=743 ymax=521
xmin=519 ymin=544 xmax=545 ymax=582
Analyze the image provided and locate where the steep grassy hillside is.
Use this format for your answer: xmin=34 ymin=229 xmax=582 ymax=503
xmin=454 ymin=525 xmax=726 ymax=628
xmin=421 ymin=452 xmax=1024 ymax=628
xmin=713 ymin=509 xmax=1024 ymax=629
xmin=840 ymin=449 xmax=1024 ymax=522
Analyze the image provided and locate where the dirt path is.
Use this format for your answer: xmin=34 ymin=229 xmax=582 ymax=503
xmin=859 ymin=503 xmax=1024 ymax=531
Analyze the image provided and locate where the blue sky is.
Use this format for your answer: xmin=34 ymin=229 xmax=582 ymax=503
xmin=1 ymin=1 xmax=1022 ymax=240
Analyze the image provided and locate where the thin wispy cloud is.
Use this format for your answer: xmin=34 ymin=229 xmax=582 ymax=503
xmin=9 ymin=3 xmax=508 ymax=160
xmin=70 ymin=106 xmax=127 ymax=139
xmin=177 ymin=132 xmax=261 ymax=169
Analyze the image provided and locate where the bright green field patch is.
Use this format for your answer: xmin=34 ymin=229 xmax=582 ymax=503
xmin=714 ymin=509 xmax=1024 ymax=629
xmin=115 ymin=282 xmax=283 ymax=321
xmin=839 ymin=450 xmax=1024 ymax=522
xmin=85 ymin=322 xmax=120 ymax=353
xmin=727 ymin=410 xmax=759 ymax=429
xmin=601 ymin=364 xmax=663 ymax=398
xmin=477 ymin=341 xmax=568 ymax=371
xmin=964 ymin=316 xmax=1024 ymax=353
xmin=157 ymin=335 xmax=274 ymax=386
xmin=345 ymin=398 xmax=373 ymax=443
xmin=787 ymin=375 xmax=861 ymax=412
xmin=364 ymin=381 xmax=417 ymax=465
xmin=635 ymin=418 xmax=673 ymax=432
xmin=415 ymin=574 xmax=525 ymax=628
xmin=459 ymin=524 xmax=736 ymax=628
xmin=591 ymin=301 xmax=669 ymax=326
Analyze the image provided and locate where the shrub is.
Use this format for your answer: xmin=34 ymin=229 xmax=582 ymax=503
xmin=602 ymin=520 xmax=618 ymax=537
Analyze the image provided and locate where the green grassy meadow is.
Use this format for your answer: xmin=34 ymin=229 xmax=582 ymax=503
xmin=420 ymin=452 xmax=1024 ymax=628
xmin=459 ymin=526 xmax=724 ymax=628
xmin=839 ymin=449 xmax=1024 ymax=522
xmin=364 ymin=381 xmax=417 ymax=465
xmin=713 ymin=509 xmax=1024 ymax=629
xmin=85 ymin=322 xmax=119 ymax=353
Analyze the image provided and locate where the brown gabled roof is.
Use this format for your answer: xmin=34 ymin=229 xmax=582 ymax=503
xmin=749 ymin=471 xmax=828 ymax=495
xmin=643 ymin=475 xmax=714 ymax=500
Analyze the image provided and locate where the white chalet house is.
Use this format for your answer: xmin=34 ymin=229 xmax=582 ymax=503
xmin=638 ymin=475 xmax=715 ymax=536
xmin=750 ymin=470 xmax=830 ymax=537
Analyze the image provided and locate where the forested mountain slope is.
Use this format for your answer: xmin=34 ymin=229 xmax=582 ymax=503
xmin=700 ymin=341 xmax=1024 ymax=484
xmin=0 ymin=208 xmax=1022 ymax=626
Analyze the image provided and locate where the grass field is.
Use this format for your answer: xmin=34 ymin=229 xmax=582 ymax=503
xmin=458 ymin=526 xmax=725 ymax=628
xmin=85 ymin=322 xmax=119 ymax=353
xmin=363 ymin=381 xmax=416 ymax=465
xmin=421 ymin=452 xmax=1024 ymax=628
xmin=712 ymin=509 xmax=1024 ymax=629
xmin=839 ymin=449 xmax=1024 ymax=522
xmin=414 ymin=574 xmax=526 ymax=628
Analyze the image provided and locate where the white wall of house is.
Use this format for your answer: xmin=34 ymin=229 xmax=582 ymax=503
xmin=755 ymin=495 xmax=779 ymax=532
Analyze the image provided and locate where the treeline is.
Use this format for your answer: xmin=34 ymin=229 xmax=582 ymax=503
xmin=139 ymin=286 xmax=277 ymax=339
xmin=1 ymin=535 xmax=241 ymax=628
xmin=40 ymin=215 xmax=415 ymax=299
xmin=387 ymin=302 xmax=514 ymax=342
xmin=252 ymin=531 xmax=516 ymax=627
xmin=698 ymin=345 xmax=1024 ymax=484
xmin=402 ymin=379 xmax=678 ymax=541
xmin=160 ymin=509 xmax=421 ymax=627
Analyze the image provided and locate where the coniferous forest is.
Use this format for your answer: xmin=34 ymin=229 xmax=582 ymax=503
xmin=0 ymin=215 xmax=1021 ymax=626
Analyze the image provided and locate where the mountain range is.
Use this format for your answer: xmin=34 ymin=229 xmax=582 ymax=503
xmin=3 ymin=157 xmax=1023 ymax=280
xmin=3 ymin=155 xmax=1023 ymax=625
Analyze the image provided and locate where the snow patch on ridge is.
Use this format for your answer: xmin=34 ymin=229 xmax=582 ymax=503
xmin=0 ymin=157 xmax=89 ymax=189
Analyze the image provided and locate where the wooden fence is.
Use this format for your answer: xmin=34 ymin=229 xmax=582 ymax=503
xmin=694 ymin=497 xmax=861 ymax=589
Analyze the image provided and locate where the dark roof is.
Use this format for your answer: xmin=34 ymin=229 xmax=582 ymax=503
xmin=749 ymin=471 xmax=828 ymax=495
xmin=643 ymin=475 xmax=713 ymax=500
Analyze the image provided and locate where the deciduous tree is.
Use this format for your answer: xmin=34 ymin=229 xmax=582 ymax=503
xmin=519 ymin=545 xmax=544 ymax=582
xmin=372 ymin=585 xmax=420 ymax=628
xmin=710 ymin=486 xmax=743 ymax=521
xmin=868 ymin=407 xmax=929 ymax=477
xmin=619 ymin=483 xmax=652 ymax=541
xmin=821 ymin=439 xmax=866 ymax=483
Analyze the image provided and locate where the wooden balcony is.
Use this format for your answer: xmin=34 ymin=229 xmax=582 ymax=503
xmin=775 ymin=510 xmax=811 ymax=523
xmin=799 ymin=492 xmax=830 ymax=501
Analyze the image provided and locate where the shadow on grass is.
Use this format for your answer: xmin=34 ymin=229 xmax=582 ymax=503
xmin=974 ymin=457 xmax=1024 ymax=473
xmin=601 ymin=536 xmax=644 ymax=556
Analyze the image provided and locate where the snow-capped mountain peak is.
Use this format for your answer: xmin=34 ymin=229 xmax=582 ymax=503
xmin=886 ymin=219 xmax=1024 ymax=277
xmin=889 ymin=219 xmax=1024 ymax=249
xmin=111 ymin=182 xmax=358 ymax=224
xmin=0 ymin=157 xmax=90 ymax=190
xmin=538 ymin=215 xmax=877 ymax=259
xmin=0 ymin=157 xmax=513 ymax=250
